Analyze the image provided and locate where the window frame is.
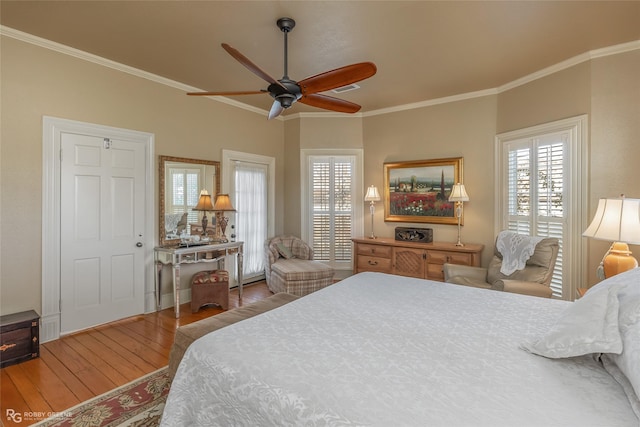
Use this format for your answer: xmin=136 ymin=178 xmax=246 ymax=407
xmin=166 ymin=164 xmax=203 ymax=233
xmin=495 ymin=115 xmax=588 ymax=300
xmin=301 ymin=149 xmax=364 ymax=271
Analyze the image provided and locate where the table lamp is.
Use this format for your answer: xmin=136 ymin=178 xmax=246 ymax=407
xmin=583 ymin=195 xmax=640 ymax=278
xmin=364 ymin=185 xmax=381 ymax=239
xmin=448 ymin=183 xmax=469 ymax=247
xmin=192 ymin=190 xmax=214 ymax=236
xmin=213 ymin=194 xmax=236 ymax=242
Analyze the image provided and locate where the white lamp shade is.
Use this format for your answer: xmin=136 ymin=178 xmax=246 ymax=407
xmin=583 ymin=197 xmax=640 ymax=244
xmin=448 ymin=183 xmax=469 ymax=202
xmin=364 ymin=185 xmax=381 ymax=202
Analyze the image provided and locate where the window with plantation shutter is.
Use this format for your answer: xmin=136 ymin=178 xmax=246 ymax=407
xmin=168 ymin=167 xmax=201 ymax=232
xmin=505 ymin=139 xmax=565 ymax=297
xmin=496 ymin=116 xmax=588 ymax=300
xmin=302 ymin=149 xmax=364 ymax=271
xmin=310 ymin=156 xmax=353 ymax=262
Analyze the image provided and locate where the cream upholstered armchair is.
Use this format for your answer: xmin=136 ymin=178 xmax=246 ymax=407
xmin=443 ymin=235 xmax=559 ymax=298
xmin=264 ymin=235 xmax=335 ymax=296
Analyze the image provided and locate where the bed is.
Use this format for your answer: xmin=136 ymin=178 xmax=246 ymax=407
xmin=162 ymin=270 xmax=640 ymax=426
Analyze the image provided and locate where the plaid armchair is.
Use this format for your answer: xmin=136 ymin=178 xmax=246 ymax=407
xmin=264 ymin=235 xmax=334 ymax=296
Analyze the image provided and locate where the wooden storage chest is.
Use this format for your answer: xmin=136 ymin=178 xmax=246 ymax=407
xmin=0 ymin=310 xmax=40 ymax=368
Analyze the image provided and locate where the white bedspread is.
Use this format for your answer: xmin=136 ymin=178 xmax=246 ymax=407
xmin=162 ymin=272 xmax=637 ymax=427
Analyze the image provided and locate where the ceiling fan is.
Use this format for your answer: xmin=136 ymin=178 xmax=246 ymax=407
xmin=187 ymin=17 xmax=377 ymax=120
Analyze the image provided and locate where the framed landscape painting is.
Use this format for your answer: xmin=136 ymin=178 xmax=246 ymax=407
xmin=383 ymin=157 xmax=463 ymax=224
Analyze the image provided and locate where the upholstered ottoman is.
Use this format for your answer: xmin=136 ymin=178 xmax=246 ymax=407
xmin=191 ymin=270 xmax=229 ymax=313
xmin=169 ymin=292 xmax=299 ymax=379
xmin=269 ymin=259 xmax=334 ymax=296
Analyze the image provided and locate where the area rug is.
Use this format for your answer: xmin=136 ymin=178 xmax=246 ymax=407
xmin=33 ymin=367 xmax=170 ymax=427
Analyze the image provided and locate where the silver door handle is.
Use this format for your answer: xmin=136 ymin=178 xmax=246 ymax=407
xmin=136 ymin=242 xmax=143 ymax=247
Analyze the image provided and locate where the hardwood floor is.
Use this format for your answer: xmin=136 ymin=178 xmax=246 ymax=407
xmin=0 ymin=281 xmax=272 ymax=427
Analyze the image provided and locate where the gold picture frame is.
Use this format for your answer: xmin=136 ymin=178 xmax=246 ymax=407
xmin=384 ymin=157 xmax=463 ymax=225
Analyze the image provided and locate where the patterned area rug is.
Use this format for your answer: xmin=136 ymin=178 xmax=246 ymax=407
xmin=33 ymin=367 xmax=170 ymax=427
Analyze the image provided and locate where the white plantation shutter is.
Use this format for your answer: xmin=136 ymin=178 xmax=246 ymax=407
xmin=504 ymin=138 xmax=566 ymax=297
xmin=169 ymin=167 xmax=201 ymax=230
xmin=309 ymin=156 xmax=355 ymax=264
xmin=499 ymin=121 xmax=586 ymax=299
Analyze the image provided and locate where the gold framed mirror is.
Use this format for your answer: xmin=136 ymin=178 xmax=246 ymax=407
xmin=159 ymin=155 xmax=220 ymax=246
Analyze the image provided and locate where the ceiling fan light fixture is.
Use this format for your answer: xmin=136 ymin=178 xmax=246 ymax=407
xmin=278 ymin=94 xmax=297 ymax=109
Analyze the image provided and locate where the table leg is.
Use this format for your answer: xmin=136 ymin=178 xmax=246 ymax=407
xmin=173 ymin=263 xmax=181 ymax=318
xmin=237 ymin=250 xmax=244 ymax=302
xmin=155 ymin=262 xmax=162 ymax=311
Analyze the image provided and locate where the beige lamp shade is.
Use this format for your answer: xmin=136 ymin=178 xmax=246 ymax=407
xmin=448 ymin=183 xmax=469 ymax=202
xmin=193 ymin=190 xmax=214 ymax=211
xmin=212 ymin=193 xmax=236 ymax=242
xmin=364 ymin=185 xmax=381 ymax=202
xmin=212 ymin=193 xmax=236 ymax=212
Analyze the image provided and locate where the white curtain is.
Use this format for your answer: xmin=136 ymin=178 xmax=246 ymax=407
xmin=234 ymin=161 xmax=268 ymax=280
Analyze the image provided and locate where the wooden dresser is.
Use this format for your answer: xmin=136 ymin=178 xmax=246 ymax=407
xmin=352 ymin=237 xmax=483 ymax=281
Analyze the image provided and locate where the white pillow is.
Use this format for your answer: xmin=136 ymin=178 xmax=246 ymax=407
xmin=521 ymin=280 xmax=623 ymax=358
xmin=607 ymin=271 xmax=640 ymax=399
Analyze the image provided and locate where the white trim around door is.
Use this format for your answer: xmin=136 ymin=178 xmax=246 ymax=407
xmin=42 ymin=116 xmax=155 ymax=343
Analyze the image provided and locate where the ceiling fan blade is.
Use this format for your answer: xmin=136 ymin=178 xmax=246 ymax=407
xmin=221 ymin=43 xmax=287 ymax=90
xmin=298 ymin=62 xmax=377 ymax=95
xmin=299 ymin=93 xmax=362 ymax=114
xmin=187 ymin=90 xmax=266 ymax=96
xmin=268 ymin=100 xmax=285 ymax=120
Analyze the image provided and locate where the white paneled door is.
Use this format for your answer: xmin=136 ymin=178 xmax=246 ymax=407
xmin=60 ymin=132 xmax=146 ymax=334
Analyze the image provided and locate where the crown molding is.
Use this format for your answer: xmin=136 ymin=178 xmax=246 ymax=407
xmin=363 ymin=88 xmax=498 ymax=117
xmin=0 ymin=25 xmax=272 ymax=119
xmin=497 ymin=39 xmax=640 ymax=93
xmin=2 ymin=25 xmax=638 ymax=118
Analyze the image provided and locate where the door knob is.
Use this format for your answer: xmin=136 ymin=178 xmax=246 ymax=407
xmin=136 ymin=242 xmax=143 ymax=247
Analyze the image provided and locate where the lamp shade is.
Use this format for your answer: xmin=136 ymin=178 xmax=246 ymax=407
xmin=212 ymin=193 xmax=236 ymax=212
xmin=193 ymin=190 xmax=214 ymax=211
xmin=364 ymin=185 xmax=381 ymax=202
xmin=448 ymin=183 xmax=469 ymax=202
xmin=583 ymin=196 xmax=640 ymax=244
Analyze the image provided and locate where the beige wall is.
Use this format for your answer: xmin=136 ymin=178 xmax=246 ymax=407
xmin=283 ymin=116 xmax=364 ymax=236
xmin=0 ymin=36 xmax=284 ymax=315
xmin=497 ymin=50 xmax=640 ymax=286
xmin=2 ymin=33 xmax=638 ymax=316
xmin=282 ymin=119 xmax=301 ymax=236
xmin=588 ymin=50 xmax=640 ymax=284
xmin=496 ymin=62 xmax=592 ymax=134
xmin=362 ymin=96 xmax=499 ymax=266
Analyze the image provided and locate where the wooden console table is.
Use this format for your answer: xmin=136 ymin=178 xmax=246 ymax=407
xmin=154 ymin=241 xmax=244 ymax=318
xmin=352 ymin=237 xmax=483 ymax=281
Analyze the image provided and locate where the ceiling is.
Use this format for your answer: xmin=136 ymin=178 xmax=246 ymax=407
xmin=2 ymin=1 xmax=639 ymax=117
